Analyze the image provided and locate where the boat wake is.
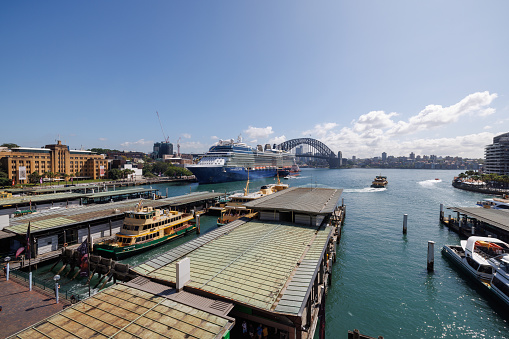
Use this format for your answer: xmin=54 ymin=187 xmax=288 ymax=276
xmin=418 ymin=179 xmax=442 ymax=187
xmin=343 ymin=187 xmax=387 ymax=193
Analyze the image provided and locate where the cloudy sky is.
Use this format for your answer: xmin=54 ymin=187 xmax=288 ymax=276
xmin=2 ymin=1 xmax=509 ymax=158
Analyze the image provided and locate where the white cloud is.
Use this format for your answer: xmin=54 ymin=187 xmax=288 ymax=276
xmin=244 ymin=126 xmax=274 ymax=140
xmin=120 ymin=139 xmax=153 ymax=151
xmin=98 ymin=137 xmax=107 ymax=141
xmin=182 ymin=133 xmax=191 ymax=139
xmin=298 ymin=92 xmax=498 ymax=158
xmin=388 ymin=91 xmax=497 ymax=135
xmin=484 ymin=125 xmax=492 ymax=130
xmin=211 ymin=135 xmax=218 ymax=140
xmin=269 ymin=135 xmax=287 ymax=145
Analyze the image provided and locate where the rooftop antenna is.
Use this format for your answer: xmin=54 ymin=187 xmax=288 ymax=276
xmin=156 ymin=111 xmax=169 ymax=143
xmin=177 ymin=137 xmax=181 ymax=156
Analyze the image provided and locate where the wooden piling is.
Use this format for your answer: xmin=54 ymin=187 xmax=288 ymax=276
xmin=403 ymin=214 xmax=408 ymax=234
xmin=427 ymin=241 xmax=435 ymax=272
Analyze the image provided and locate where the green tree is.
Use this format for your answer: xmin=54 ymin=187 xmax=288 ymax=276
xmin=0 ymin=169 xmax=10 ymax=186
xmin=108 ymin=169 xmax=123 ymax=180
xmin=28 ymin=171 xmax=42 ymax=184
xmin=1 ymin=143 xmax=19 ymax=149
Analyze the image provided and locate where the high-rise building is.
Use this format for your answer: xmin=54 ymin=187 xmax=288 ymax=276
xmin=409 ymin=152 xmax=415 ymax=160
xmin=153 ymin=141 xmax=173 ymax=159
xmin=382 ymin=152 xmax=387 ymax=162
xmin=485 ymin=132 xmax=509 ymax=175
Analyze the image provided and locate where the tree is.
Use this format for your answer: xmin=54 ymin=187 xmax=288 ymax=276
xmin=0 ymin=169 xmax=10 ymax=187
xmin=1 ymin=143 xmax=19 ymax=149
xmin=108 ymin=169 xmax=123 ymax=180
xmin=28 ymin=171 xmax=42 ymax=184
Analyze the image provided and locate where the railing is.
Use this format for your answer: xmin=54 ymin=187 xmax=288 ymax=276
xmin=8 ymin=269 xmax=84 ymax=303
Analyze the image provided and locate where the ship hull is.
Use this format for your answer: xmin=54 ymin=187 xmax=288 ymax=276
xmin=188 ymin=166 xmax=283 ymax=184
xmin=94 ymin=224 xmax=196 ymax=259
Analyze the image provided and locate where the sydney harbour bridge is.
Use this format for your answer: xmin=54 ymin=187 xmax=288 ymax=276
xmin=276 ymin=138 xmax=341 ymax=168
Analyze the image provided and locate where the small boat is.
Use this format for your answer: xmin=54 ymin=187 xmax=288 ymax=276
xmin=435 ymin=178 xmax=440 ymax=181
xmin=476 ymin=197 xmax=509 ymax=210
xmin=371 ymin=175 xmax=388 ymax=188
xmin=94 ymin=202 xmax=195 ymax=259
xmin=442 ymin=236 xmax=509 ymax=306
xmin=217 ymin=176 xmax=289 ymax=226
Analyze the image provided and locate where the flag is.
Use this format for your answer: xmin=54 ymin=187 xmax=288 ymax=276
xmin=26 ymin=222 xmax=31 ymax=260
xmin=12 ymin=179 xmax=14 ymax=186
xmin=40 ymin=177 xmax=43 ymax=184
xmin=15 ymin=247 xmax=25 ymax=258
xmin=77 ymin=239 xmax=89 ymax=277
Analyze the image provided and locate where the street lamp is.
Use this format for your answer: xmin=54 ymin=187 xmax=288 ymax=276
xmin=4 ymin=257 xmax=11 ymax=281
xmin=53 ymin=275 xmax=60 ymax=304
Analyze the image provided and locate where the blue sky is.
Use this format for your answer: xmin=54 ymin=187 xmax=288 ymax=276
xmin=1 ymin=1 xmax=509 ymax=158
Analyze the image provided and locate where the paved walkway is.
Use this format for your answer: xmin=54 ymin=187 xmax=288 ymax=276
xmin=0 ymin=275 xmax=69 ymax=338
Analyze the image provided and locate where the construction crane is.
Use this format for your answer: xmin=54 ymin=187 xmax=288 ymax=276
xmin=177 ymin=137 xmax=181 ymax=156
xmin=156 ymin=111 xmax=169 ymax=143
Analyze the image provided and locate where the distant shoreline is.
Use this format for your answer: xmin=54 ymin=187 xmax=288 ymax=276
xmin=452 ymin=180 xmax=509 ymax=196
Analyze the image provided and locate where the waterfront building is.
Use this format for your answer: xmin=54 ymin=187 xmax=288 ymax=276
xmin=382 ymin=152 xmax=387 ymax=162
xmin=484 ymin=132 xmax=509 ymax=175
xmin=0 ymin=141 xmax=108 ymax=184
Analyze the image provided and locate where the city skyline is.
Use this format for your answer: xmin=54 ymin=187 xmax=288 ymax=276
xmin=2 ymin=2 xmax=509 ymax=158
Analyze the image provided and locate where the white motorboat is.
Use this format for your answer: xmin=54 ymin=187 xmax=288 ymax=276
xmin=443 ymin=236 xmax=509 ymax=305
xmin=476 ymin=196 xmax=509 ymax=209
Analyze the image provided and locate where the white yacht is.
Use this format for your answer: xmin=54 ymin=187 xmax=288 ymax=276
xmin=487 ymin=252 xmax=509 ymax=306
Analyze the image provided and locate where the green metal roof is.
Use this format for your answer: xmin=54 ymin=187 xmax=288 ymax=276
xmin=0 ymin=193 xmax=84 ymax=208
xmin=133 ymin=220 xmax=332 ymax=315
xmin=83 ymin=187 xmax=158 ymax=198
xmin=4 ymin=192 xmax=221 ymax=235
xmin=9 ymin=283 xmax=234 ymax=339
xmin=243 ymin=187 xmax=343 ymax=215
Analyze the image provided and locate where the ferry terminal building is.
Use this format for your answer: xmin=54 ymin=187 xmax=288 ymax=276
xmin=0 ymin=140 xmax=108 ymax=184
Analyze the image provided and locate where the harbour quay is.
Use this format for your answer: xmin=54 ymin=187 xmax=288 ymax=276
xmin=0 ymin=187 xmax=158 ymax=216
xmin=440 ymin=205 xmax=509 ymax=242
xmin=0 ymin=191 xmax=222 ymax=269
xmin=132 ymin=187 xmax=345 ymax=339
xmin=7 ymin=187 xmax=345 ymax=339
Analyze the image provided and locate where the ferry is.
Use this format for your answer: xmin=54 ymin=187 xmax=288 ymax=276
xmin=217 ymin=177 xmax=289 ymax=226
xmin=94 ymin=202 xmax=195 ymax=259
xmin=371 ymin=175 xmax=388 ymax=188
xmin=187 ymin=136 xmax=297 ymax=184
xmin=476 ymin=195 xmax=509 ymax=209
xmin=442 ymin=236 xmax=509 ymax=306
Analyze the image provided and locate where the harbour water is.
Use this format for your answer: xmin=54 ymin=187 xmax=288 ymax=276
xmin=32 ymin=168 xmax=509 ymax=338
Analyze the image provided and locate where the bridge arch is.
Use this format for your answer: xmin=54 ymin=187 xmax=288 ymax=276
xmin=276 ymin=138 xmax=340 ymax=168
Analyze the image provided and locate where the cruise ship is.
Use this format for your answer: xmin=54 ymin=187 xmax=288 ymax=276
xmin=187 ymin=137 xmax=296 ymax=184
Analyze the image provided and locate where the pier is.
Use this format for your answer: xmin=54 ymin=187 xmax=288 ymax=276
xmin=440 ymin=206 xmax=509 ymax=242
xmin=5 ymin=187 xmax=345 ymax=339
xmin=1 ymin=191 xmax=222 ymax=268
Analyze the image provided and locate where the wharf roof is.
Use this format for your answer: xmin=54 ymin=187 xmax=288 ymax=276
xmin=0 ymin=193 xmax=84 ymax=208
xmin=83 ymin=187 xmax=158 ymax=199
xmin=4 ymin=192 xmax=221 ymax=235
xmin=28 ymin=186 xmax=100 ymax=194
xmin=9 ymin=282 xmax=234 ymax=339
xmin=446 ymin=207 xmax=509 ymax=233
xmin=243 ymin=187 xmax=343 ymax=215
xmin=133 ymin=219 xmax=333 ymax=316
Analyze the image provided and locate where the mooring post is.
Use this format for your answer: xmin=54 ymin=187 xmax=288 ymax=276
xmin=439 ymin=203 xmax=444 ymax=221
xmin=109 ymin=219 xmax=112 ymax=236
xmin=166 ymin=187 xmax=168 ymax=198
xmin=403 ymin=214 xmax=408 ymax=234
xmin=427 ymin=241 xmax=435 ymax=272
xmin=196 ymin=214 xmax=201 ymax=234
xmin=471 ymin=225 xmax=475 ymax=235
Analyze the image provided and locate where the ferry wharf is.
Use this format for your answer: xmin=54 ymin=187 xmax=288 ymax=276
xmin=439 ymin=204 xmax=509 ymax=242
xmin=7 ymin=187 xmax=345 ymax=339
xmin=0 ymin=187 xmax=158 ymax=216
xmin=1 ymin=191 xmax=222 ymax=270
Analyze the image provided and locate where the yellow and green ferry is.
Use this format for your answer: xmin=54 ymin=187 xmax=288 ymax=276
xmin=94 ymin=203 xmax=195 ymax=259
